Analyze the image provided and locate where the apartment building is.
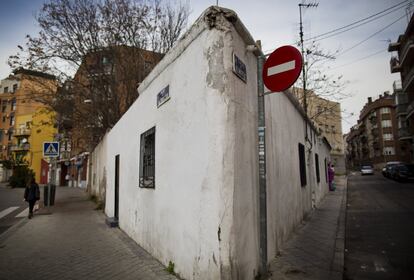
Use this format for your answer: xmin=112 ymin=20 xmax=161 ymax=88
xmin=0 ymin=68 xmax=57 ymax=182
xmin=388 ymin=12 xmax=414 ymax=162
xmin=346 ymin=93 xmax=409 ymax=169
xmin=61 ymin=46 xmax=164 ymax=188
xmin=292 ymin=88 xmax=345 ymax=172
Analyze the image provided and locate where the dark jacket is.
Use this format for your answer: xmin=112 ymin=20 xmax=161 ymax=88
xmin=24 ymin=183 xmax=40 ymax=201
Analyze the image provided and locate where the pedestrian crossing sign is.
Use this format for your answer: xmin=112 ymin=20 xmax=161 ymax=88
xmin=43 ymin=142 xmax=60 ymax=157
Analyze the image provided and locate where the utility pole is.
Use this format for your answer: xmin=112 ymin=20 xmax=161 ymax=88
xmin=298 ymin=2 xmax=318 ymax=118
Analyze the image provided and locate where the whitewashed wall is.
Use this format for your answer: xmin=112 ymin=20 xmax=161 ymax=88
xmin=265 ymin=93 xmax=331 ymax=258
xmin=89 ymin=134 xmax=108 ymax=202
xmin=101 ymin=7 xmax=331 ymax=280
xmin=104 ymin=12 xmax=244 ymax=279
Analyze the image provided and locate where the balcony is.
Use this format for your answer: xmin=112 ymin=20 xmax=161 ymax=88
xmin=390 ymin=56 xmax=401 ymax=73
xmin=396 ymin=103 xmax=408 ymax=116
xmin=13 ymin=128 xmax=31 ymax=137
xmin=393 ymin=80 xmax=402 ymax=92
xmin=388 ymin=41 xmax=400 ymax=52
xmin=407 ymin=100 xmax=414 ymax=119
xmin=398 ymin=127 xmax=412 ymax=141
xmin=399 ymin=39 xmax=414 ymax=65
xmin=10 ymin=143 xmax=30 ymax=152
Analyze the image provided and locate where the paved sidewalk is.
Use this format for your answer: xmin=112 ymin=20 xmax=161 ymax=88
xmin=267 ymin=176 xmax=347 ymax=280
xmin=0 ymin=186 xmax=178 ymax=280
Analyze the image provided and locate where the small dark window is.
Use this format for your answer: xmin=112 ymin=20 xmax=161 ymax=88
xmin=9 ymin=114 xmax=15 ymax=126
xmin=11 ymin=98 xmax=16 ymax=111
xmin=12 ymin=84 xmax=17 ymax=93
xmin=2 ymin=116 xmax=5 ymax=123
xmin=298 ymin=143 xmax=306 ymax=187
xmin=139 ymin=127 xmax=155 ymax=188
xmin=315 ymin=153 xmax=320 ymax=183
xmin=3 ymin=87 xmax=8 ymax=93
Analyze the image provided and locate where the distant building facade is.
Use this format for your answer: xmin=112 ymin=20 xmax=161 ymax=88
xmin=346 ymin=92 xmax=409 ymax=169
xmin=388 ymin=12 xmax=414 ymax=162
xmin=0 ymin=68 xmax=57 ymax=183
xmin=292 ymin=88 xmax=345 ymax=172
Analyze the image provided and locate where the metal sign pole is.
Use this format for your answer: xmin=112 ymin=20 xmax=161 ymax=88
xmin=257 ymin=53 xmax=268 ymax=276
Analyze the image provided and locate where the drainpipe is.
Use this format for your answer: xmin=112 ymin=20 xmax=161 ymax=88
xmin=250 ymin=41 xmax=268 ymax=276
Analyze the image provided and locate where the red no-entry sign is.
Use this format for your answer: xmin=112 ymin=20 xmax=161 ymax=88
xmin=262 ymin=45 xmax=302 ymax=93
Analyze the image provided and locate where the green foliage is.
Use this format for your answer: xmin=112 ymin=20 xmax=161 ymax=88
xmin=9 ymin=165 xmax=35 ymax=188
xmin=166 ymin=261 xmax=175 ymax=275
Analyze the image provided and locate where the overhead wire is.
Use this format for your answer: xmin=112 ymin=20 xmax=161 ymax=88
xmin=336 ymin=14 xmax=406 ymax=57
xmin=306 ymin=0 xmax=410 ymax=42
xmin=330 ymin=49 xmax=386 ymax=70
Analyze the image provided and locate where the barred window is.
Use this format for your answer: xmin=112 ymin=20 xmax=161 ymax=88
xmin=139 ymin=127 xmax=155 ymax=188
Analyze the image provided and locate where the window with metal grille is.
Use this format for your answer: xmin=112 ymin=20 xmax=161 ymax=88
xmin=139 ymin=127 xmax=155 ymax=188
xmin=315 ymin=153 xmax=320 ymax=183
xmin=298 ymin=143 xmax=306 ymax=187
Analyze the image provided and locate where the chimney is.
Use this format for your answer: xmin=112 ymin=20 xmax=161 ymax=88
xmin=368 ymin=97 xmax=372 ymax=103
xmin=384 ymin=91 xmax=390 ymax=96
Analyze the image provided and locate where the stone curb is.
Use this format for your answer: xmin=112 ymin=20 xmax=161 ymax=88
xmin=329 ymin=175 xmax=347 ymax=280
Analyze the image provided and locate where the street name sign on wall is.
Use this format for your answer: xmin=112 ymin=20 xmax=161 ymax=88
xmin=43 ymin=142 xmax=60 ymax=157
xmin=262 ymin=45 xmax=302 ymax=93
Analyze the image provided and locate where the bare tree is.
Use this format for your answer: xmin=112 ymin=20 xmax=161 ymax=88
xmin=292 ymin=42 xmax=351 ymax=117
xmin=8 ymin=0 xmax=189 ymax=151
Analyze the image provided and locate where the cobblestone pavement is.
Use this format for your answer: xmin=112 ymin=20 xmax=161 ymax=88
xmin=0 ymin=186 xmax=178 ymax=280
xmin=267 ymin=176 xmax=347 ymax=280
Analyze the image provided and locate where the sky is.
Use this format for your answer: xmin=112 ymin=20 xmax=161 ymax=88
xmin=0 ymin=0 xmax=410 ymax=133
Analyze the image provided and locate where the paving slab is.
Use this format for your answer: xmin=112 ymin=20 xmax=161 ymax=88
xmin=268 ymin=176 xmax=347 ymax=280
xmin=0 ymin=186 xmax=178 ymax=280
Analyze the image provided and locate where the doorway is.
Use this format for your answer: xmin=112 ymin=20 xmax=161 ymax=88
xmin=115 ymin=154 xmax=120 ymax=220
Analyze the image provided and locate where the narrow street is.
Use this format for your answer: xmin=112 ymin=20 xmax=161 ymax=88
xmin=345 ymin=173 xmax=414 ymax=279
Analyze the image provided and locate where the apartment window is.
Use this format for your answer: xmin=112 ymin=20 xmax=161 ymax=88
xmin=383 ymin=147 xmax=395 ymax=155
xmin=3 ymin=87 xmax=8 ymax=93
xmin=102 ymin=56 xmax=109 ymax=64
xmin=381 ymin=120 xmax=392 ymax=128
xmin=11 ymin=98 xmax=16 ymax=111
xmin=380 ymin=107 xmax=390 ymax=114
xmin=383 ymin=133 xmax=393 ymax=141
xmin=12 ymin=84 xmax=17 ymax=93
xmin=2 ymin=116 xmax=5 ymax=123
xmin=331 ymin=125 xmax=336 ymax=133
xmin=8 ymin=131 xmax=12 ymax=141
xmin=139 ymin=127 xmax=155 ymax=188
xmin=9 ymin=114 xmax=15 ymax=126
xmin=315 ymin=153 xmax=320 ymax=183
xmin=298 ymin=143 xmax=306 ymax=187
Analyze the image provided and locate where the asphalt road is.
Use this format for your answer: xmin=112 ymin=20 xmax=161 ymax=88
xmin=0 ymin=184 xmax=27 ymax=235
xmin=344 ymin=173 xmax=414 ymax=280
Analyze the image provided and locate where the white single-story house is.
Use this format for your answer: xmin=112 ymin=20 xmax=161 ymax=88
xmin=89 ymin=6 xmax=331 ymax=280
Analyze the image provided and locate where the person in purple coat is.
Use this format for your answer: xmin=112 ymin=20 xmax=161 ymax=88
xmin=328 ymin=163 xmax=335 ymax=191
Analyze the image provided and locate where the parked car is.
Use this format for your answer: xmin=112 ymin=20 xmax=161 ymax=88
xmin=360 ymin=165 xmax=374 ymax=175
xmin=382 ymin=161 xmax=401 ymax=178
xmin=393 ymin=164 xmax=414 ymax=182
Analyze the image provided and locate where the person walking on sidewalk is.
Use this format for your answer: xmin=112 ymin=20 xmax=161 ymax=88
xmin=328 ymin=163 xmax=335 ymax=191
xmin=24 ymin=177 xmax=40 ymax=219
